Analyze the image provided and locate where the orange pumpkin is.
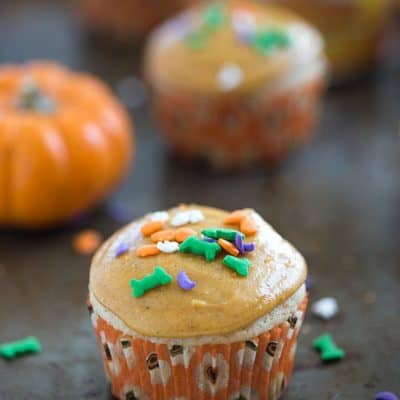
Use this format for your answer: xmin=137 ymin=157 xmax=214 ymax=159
xmin=0 ymin=61 xmax=134 ymax=228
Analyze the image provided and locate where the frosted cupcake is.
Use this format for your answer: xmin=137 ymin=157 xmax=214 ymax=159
xmin=89 ymin=204 xmax=308 ymax=399
xmin=144 ymin=0 xmax=326 ymax=168
xmin=271 ymin=0 xmax=391 ymax=81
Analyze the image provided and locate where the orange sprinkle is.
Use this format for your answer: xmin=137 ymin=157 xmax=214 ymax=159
xmin=175 ymin=227 xmax=197 ymax=243
xmin=135 ymin=244 xmax=161 ymax=257
xmin=141 ymin=221 xmax=164 ymax=237
xmin=218 ymin=238 xmax=240 ymax=256
xmin=240 ymin=216 xmax=258 ymax=236
xmin=73 ymin=229 xmax=102 ymax=255
xmin=224 ymin=209 xmax=247 ymax=225
xmin=151 ymin=229 xmax=176 ymax=242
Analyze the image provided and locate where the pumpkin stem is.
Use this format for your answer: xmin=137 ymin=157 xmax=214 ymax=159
xmin=16 ymin=78 xmax=56 ymax=114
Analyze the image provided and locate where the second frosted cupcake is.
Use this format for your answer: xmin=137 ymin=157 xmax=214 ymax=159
xmin=144 ymin=0 xmax=327 ymax=168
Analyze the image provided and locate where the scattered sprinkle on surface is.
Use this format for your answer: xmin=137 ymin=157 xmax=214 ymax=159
xmin=374 ymin=392 xmax=399 ymax=400
xmin=311 ymin=297 xmax=339 ymax=320
xmin=180 ymin=235 xmax=221 ymax=261
xmin=223 ymin=255 xmax=251 ymax=276
xmin=157 ymin=241 xmax=180 ymax=254
xmin=73 ymin=229 xmax=102 ymax=255
xmin=0 ymin=337 xmax=41 ymax=360
xmin=313 ymin=333 xmax=345 ymax=362
xmin=115 ymin=242 xmax=129 ymax=258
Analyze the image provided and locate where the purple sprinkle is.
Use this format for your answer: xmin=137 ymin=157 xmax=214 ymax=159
xmin=306 ymin=276 xmax=313 ymax=291
xmin=203 ymin=236 xmax=217 ymax=243
xmin=116 ymin=242 xmax=129 ymax=257
xmin=243 ymin=242 xmax=255 ymax=252
xmin=177 ymin=271 xmax=197 ymax=291
xmin=106 ymin=202 xmax=134 ymax=224
xmin=235 ymin=234 xmax=245 ymax=254
xmin=375 ymin=392 xmax=399 ymax=400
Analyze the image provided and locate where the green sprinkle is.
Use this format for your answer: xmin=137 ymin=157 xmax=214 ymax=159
xmin=180 ymin=236 xmax=221 ymax=261
xmin=223 ymin=255 xmax=251 ymax=276
xmin=313 ymin=334 xmax=345 ymax=362
xmin=202 ymin=3 xmax=227 ymax=31
xmin=252 ymin=28 xmax=290 ymax=56
xmin=202 ymin=228 xmax=244 ymax=242
xmin=185 ymin=31 xmax=207 ymax=49
xmin=130 ymin=266 xmax=172 ymax=298
xmin=0 ymin=336 xmax=41 ymax=360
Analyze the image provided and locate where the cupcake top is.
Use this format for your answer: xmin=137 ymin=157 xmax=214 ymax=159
xmin=145 ymin=0 xmax=324 ymax=96
xmin=90 ymin=205 xmax=307 ymax=338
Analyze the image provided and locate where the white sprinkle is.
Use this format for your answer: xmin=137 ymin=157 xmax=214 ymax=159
xmin=149 ymin=211 xmax=169 ymax=222
xmin=231 ymin=9 xmax=256 ymax=35
xmin=171 ymin=210 xmax=204 ymax=227
xmin=157 ymin=241 xmax=180 ymax=253
xmin=217 ymin=63 xmax=243 ymax=91
xmin=311 ymin=297 xmax=339 ymax=320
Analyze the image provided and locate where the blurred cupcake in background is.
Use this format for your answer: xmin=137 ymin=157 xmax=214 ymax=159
xmin=0 ymin=61 xmax=134 ymax=228
xmin=144 ymin=0 xmax=327 ymax=169
xmin=80 ymin=0 xmax=202 ymax=41
xmin=269 ymin=0 xmax=391 ymax=82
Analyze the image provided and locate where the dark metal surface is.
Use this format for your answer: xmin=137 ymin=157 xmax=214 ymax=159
xmin=0 ymin=1 xmax=399 ymax=399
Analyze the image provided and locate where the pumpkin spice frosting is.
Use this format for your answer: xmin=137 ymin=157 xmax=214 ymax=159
xmin=89 ymin=204 xmax=307 ymax=338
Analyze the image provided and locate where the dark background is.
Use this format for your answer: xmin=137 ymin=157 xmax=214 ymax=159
xmin=0 ymin=1 xmax=399 ymax=399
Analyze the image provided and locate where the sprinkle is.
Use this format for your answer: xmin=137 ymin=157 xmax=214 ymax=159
xmin=305 ymin=276 xmax=313 ymax=291
xmin=235 ymin=234 xmax=255 ymax=253
xmin=157 ymin=241 xmax=180 ymax=254
xmin=141 ymin=221 xmax=165 ymax=237
xmin=149 ymin=211 xmax=169 ymax=222
xmin=252 ymin=28 xmax=290 ymax=56
xmin=202 ymin=236 xmax=217 ymax=242
xmin=136 ymin=244 xmax=161 ymax=257
xmin=202 ymin=228 xmax=244 ymax=242
xmin=106 ymin=202 xmax=133 ymax=223
xmin=313 ymin=334 xmax=345 ymax=362
xmin=0 ymin=337 xmax=41 ymax=360
xmin=202 ymin=3 xmax=227 ymax=31
xmin=175 ymin=227 xmax=197 ymax=243
xmin=224 ymin=209 xmax=247 ymax=225
xmin=311 ymin=297 xmax=339 ymax=320
xmin=151 ymin=229 xmax=176 ymax=242
xmin=223 ymin=255 xmax=251 ymax=276
xmin=171 ymin=209 xmax=205 ymax=227
xmin=232 ymin=9 xmax=256 ymax=44
xmin=218 ymin=238 xmax=240 ymax=256
xmin=177 ymin=271 xmax=197 ymax=291
xmin=130 ymin=266 xmax=172 ymax=298
xmin=191 ymin=299 xmax=207 ymax=307
xmin=185 ymin=31 xmax=207 ymax=50
xmin=115 ymin=242 xmax=129 ymax=257
xmin=240 ymin=216 xmax=258 ymax=236
xmin=180 ymin=236 xmax=221 ymax=261
xmin=217 ymin=63 xmax=243 ymax=91
xmin=374 ymin=392 xmax=399 ymax=400
xmin=73 ymin=229 xmax=102 ymax=255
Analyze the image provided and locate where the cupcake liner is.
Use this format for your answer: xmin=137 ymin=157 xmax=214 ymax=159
xmin=152 ymin=77 xmax=324 ymax=168
xmin=89 ymin=296 xmax=308 ymax=400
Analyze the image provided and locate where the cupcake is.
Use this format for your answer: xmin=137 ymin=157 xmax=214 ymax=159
xmin=144 ymin=1 xmax=326 ymax=168
xmin=89 ymin=204 xmax=308 ymax=399
xmin=80 ymin=0 xmax=201 ymax=41
xmin=270 ymin=0 xmax=391 ymax=81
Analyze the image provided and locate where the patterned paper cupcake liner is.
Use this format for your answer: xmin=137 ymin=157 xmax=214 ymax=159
xmin=152 ymin=78 xmax=324 ymax=168
xmin=89 ymin=296 xmax=308 ymax=400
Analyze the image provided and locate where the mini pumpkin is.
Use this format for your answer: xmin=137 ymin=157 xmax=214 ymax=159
xmin=0 ymin=61 xmax=134 ymax=228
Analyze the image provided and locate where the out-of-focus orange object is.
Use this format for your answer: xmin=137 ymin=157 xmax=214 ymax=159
xmin=73 ymin=229 xmax=103 ymax=255
xmin=0 ymin=61 xmax=134 ymax=228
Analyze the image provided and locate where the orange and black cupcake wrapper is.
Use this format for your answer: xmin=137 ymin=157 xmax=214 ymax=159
xmin=89 ymin=297 xmax=308 ymax=400
xmin=152 ymin=78 xmax=324 ymax=168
